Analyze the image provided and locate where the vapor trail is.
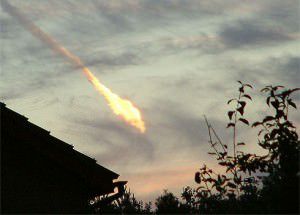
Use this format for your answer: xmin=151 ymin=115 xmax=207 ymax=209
xmin=1 ymin=0 xmax=146 ymax=133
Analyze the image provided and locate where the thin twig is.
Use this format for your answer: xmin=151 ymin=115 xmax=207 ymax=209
xmin=233 ymin=91 xmax=242 ymax=160
xmin=210 ymin=126 xmax=227 ymax=152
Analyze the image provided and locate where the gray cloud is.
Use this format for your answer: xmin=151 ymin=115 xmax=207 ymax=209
xmin=65 ymin=113 xmax=155 ymax=167
xmin=0 ymin=89 xmax=22 ymax=100
xmin=2 ymin=0 xmax=300 ymax=202
xmin=263 ymin=56 xmax=300 ymax=87
xmin=276 ymin=56 xmax=300 ymax=86
xmin=62 ymin=95 xmax=232 ymax=173
xmin=143 ymin=99 xmax=232 ymax=158
xmin=0 ymin=15 xmax=21 ymax=39
xmin=0 ymin=72 xmax=60 ymax=101
xmin=225 ymin=55 xmax=300 ymax=89
xmin=85 ymin=51 xmax=142 ymax=69
xmin=219 ymin=20 xmax=292 ymax=48
xmin=258 ymin=0 xmax=299 ymax=33
xmin=91 ymin=0 xmax=237 ymax=21
xmin=159 ymin=35 xmax=223 ymax=56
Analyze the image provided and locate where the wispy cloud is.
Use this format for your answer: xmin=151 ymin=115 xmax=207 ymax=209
xmin=1 ymin=0 xmax=300 ymax=203
xmin=219 ymin=20 xmax=293 ymax=48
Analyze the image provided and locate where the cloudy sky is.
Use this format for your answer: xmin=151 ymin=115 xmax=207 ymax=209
xmin=1 ymin=0 xmax=299 ymax=202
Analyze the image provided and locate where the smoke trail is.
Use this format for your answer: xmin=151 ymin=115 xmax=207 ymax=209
xmin=1 ymin=0 xmax=146 ymax=133
xmin=1 ymin=0 xmax=86 ymax=70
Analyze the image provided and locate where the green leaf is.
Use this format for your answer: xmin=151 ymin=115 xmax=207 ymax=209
xmin=284 ymin=121 xmax=295 ymax=128
xmin=228 ymin=111 xmax=235 ymax=120
xmin=271 ymin=100 xmax=279 ymax=109
xmin=252 ymin=121 xmax=261 ymax=127
xmin=290 ymin=88 xmax=300 ymax=93
xmin=266 ymin=97 xmax=271 ymax=106
xmin=287 ymin=99 xmax=297 ymax=109
xmin=227 ymin=99 xmax=235 ymax=104
xmin=239 ymin=118 xmax=249 ymax=125
xmin=239 ymin=101 xmax=246 ymax=108
xmin=218 ymin=162 xmax=227 ymax=166
xmin=244 ymin=84 xmax=253 ymax=89
xmin=227 ymin=182 xmax=237 ymax=188
xmin=261 ymin=87 xmax=270 ymax=92
xmin=239 ymin=86 xmax=244 ymax=93
xmin=237 ymin=106 xmax=244 ymax=115
xmin=263 ymin=116 xmax=274 ymax=123
xmin=195 ymin=172 xmax=201 ymax=184
xmin=227 ymin=123 xmax=235 ymax=128
xmin=273 ymin=85 xmax=284 ymax=91
xmin=242 ymin=94 xmax=252 ymax=100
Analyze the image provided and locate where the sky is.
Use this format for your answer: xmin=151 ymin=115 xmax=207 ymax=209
xmin=1 ymin=0 xmax=299 ymax=202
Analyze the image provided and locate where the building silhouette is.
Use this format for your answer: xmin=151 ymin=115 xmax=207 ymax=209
xmin=1 ymin=102 xmax=125 ymax=213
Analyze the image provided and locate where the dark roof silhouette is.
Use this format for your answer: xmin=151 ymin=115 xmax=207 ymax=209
xmin=1 ymin=102 xmax=123 ymax=213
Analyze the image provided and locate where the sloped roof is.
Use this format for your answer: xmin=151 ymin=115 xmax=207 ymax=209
xmin=1 ymin=102 xmax=119 ymax=195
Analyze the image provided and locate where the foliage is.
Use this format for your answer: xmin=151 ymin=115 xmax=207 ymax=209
xmin=91 ymin=188 xmax=153 ymax=214
xmin=92 ymin=82 xmax=299 ymax=214
xmin=155 ymin=190 xmax=190 ymax=214
xmin=194 ymin=82 xmax=300 ymax=213
xmin=255 ymin=86 xmax=300 ymax=213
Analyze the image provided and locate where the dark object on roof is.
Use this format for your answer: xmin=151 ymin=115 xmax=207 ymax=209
xmin=0 ymin=102 xmax=124 ymax=213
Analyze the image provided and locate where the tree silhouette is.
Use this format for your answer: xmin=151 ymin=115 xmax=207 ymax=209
xmin=194 ymin=82 xmax=299 ymax=213
xmin=91 ymin=82 xmax=299 ymax=214
xmin=155 ymin=190 xmax=190 ymax=214
xmin=91 ymin=187 xmax=152 ymax=214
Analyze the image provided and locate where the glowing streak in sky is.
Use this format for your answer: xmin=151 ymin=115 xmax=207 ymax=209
xmin=2 ymin=0 xmax=146 ymax=133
